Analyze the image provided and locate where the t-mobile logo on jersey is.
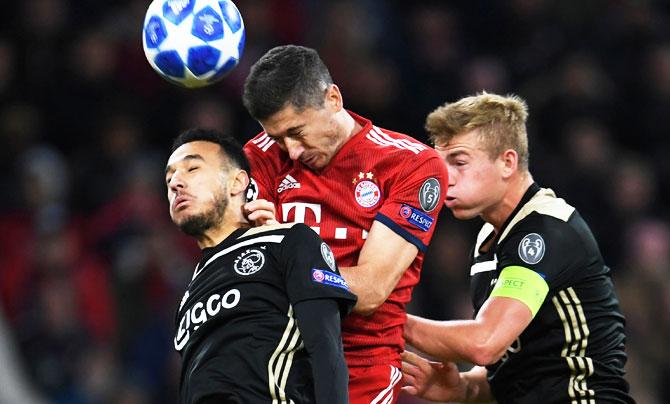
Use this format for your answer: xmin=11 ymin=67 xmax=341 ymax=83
xmin=282 ymin=202 xmax=368 ymax=240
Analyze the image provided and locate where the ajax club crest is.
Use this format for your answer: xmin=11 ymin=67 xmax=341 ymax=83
xmin=234 ymin=249 xmax=265 ymax=275
xmin=352 ymin=171 xmax=381 ymax=208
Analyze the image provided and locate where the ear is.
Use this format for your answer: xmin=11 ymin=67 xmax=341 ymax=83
xmin=229 ymin=169 xmax=250 ymax=197
xmin=325 ymin=84 xmax=343 ymax=111
xmin=500 ymin=149 xmax=518 ymax=179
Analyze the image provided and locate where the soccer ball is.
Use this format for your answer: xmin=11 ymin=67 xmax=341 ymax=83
xmin=142 ymin=0 xmax=245 ymax=88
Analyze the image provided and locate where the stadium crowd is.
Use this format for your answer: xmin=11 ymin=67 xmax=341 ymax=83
xmin=0 ymin=0 xmax=668 ymax=403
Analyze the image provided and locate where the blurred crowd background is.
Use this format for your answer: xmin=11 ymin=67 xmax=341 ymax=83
xmin=0 ymin=0 xmax=668 ymax=403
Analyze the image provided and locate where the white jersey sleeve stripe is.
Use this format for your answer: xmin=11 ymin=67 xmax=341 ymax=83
xmin=397 ymin=138 xmax=426 ymax=151
xmin=257 ymin=137 xmax=272 ymax=149
xmin=376 ymin=129 xmax=426 ymax=152
xmin=373 ymin=127 xmax=423 ymax=154
xmin=251 ymin=134 xmax=276 ymax=152
xmin=370 ymin=365 xmax=402 ymax=404
xmin=366 ymin=132 xmax=392 ymax=147
xmin=374 ymin=126 xmax=426 ymax=151
xmin=367 ymin=130 xmax=404 ymax=150
xmin=261 ymin=139 xmax=275 ymax=152
xmin=268 ymin=305 xmax=302 ymax=403
xmin=369 ymin=128 xmax=404 ymax=149
xmin=252 ymin=133 xmax=269 ymax=144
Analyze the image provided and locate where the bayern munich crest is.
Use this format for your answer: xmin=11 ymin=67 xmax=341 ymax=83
xmin=234 ymin=249 xmax=265 ymax=276
xmin=354 ymin=180 xmax=381 ymax=207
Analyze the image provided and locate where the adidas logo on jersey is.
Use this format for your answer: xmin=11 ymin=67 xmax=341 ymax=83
xmin=277 ymin=175 xmax=301 ymax=193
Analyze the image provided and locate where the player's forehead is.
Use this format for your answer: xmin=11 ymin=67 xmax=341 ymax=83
xmin=166 ymin=141 xmax=222 ymax=169
xmin=437 ymin=130 xmax=485 ymax=157
xmin=260 ymin=104 xmax=314 ymax=137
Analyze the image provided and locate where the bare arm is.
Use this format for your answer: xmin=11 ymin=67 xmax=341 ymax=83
xmin=340 ymin=220 xmax=418 ymax=315
xmin=401 ymin=350 xmax=493 ymax=403
xmin=242 ymin=204 xmax=419 ymax=315
xmin=404 ymin=296 xmax=533 ymax=366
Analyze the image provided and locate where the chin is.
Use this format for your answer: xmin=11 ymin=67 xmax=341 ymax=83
xmin=449 ymin=208 xmax=479 ymax=220
xmin=174 ymin=211 xmax=200 ymax=228
xmin=172 ymin=216 xmax=189 ymax=229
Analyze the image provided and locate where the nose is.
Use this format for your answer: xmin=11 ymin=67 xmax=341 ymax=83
xmin=447 ymin=168 xmax=456 ymax=186
xmin=283 ymin=137 xmax=305 ymax=160
xmin=168 ymin=171 xmax=185 ymax=193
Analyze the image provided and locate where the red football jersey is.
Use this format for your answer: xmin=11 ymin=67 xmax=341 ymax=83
xmin=244 ymin=111 xmax=448 ymax=367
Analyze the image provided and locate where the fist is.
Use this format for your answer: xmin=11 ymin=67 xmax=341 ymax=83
xmin=243 ymin=199 xmax=278 ymax=226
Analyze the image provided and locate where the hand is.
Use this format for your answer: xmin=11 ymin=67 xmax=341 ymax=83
xmin=401 ymin=350 xmax=470 ymax=402
xmin=243 ymin=199 xmax=278 ymax=226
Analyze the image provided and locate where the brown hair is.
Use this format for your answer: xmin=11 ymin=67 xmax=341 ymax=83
xmin=426 ymin=92 xmax=529 ymax=170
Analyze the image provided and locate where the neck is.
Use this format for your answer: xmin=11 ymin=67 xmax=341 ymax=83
xmin=482 ymin=172 xmax=534 ymax=232
xmin=340 ymin=109 xmax=362 ymax=142
xmin=320 ymin=110 xmax=361 ymax=170
xmin=196 ymin=198 xmax=250 ymax=249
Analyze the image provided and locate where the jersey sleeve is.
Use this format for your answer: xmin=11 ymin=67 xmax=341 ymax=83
xmin=293 ymin=300 xmax=349 ymax=404
xmin=496 ymin=213 xmax=587 ymax=292
xmin=374 ymin=152 xmax=448 ymax=252
xmin=280 ymin=224 xmax=357 ymax=316
xmin=243 ymin=133 xmax=280 ymax=202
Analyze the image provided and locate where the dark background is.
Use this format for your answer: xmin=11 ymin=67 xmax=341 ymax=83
xmin=0 ymin=0 xmax=668 ymax=403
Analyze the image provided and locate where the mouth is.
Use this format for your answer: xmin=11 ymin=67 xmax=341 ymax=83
xmin=173 ymin=195 xmax=192 ymax=211
xmin=301 ymin=155 xmax=317 ymax=167
xmin=445 ymin=196 xmax=457 ymax=207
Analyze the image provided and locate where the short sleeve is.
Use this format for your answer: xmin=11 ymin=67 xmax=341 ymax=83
xmin=375 ymin=152 xmax=448 ymax=252
xmin=280 ymin=224 xmax=357 ymax=316
xmin=497 ymin=214 xmax=587 ymax=290
xmin=243 ymin=133 xmax=279 ymax=202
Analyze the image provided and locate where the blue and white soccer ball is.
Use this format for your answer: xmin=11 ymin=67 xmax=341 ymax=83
xmin=142 ymin=0 xmax=245 ymax=88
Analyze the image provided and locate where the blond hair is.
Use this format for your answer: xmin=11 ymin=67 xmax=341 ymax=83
xmin=426 ymin=92 xmax=529 ymax=170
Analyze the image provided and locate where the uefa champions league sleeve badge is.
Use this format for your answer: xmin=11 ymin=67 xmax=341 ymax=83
xmin=518 ymin=233 xmax=545 ymax=265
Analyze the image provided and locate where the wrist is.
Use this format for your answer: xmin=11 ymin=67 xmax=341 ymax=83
xmin=460 ymin=371 xmax=480 ymax=402
xmin=404 ymin=315 xmax=417 ymax=345
xmin=460 ymin=366 xmax=493 ymax=403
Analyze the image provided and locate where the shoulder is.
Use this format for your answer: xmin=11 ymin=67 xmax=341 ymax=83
xmin=243 ymin=132 xmax=286 ymax=161
xmin=499 ymin=188 xmax=576 ymax=244
xmin=497 ymin=189 xmax=586 ymax=268
xmin=360 ymin=126 xmax=447 ymax=181
xmin=236 ymin=222 xmax=302 ymax=239
xmin=243 ymin=133 xmax=289 ymax=184
xmin=361 ymin=125 xmax=441 ymax=160
xmin=237 ymin=222 xmax=319 ymax=245
xmin=244 ymin=132 xmax=276 ymax=153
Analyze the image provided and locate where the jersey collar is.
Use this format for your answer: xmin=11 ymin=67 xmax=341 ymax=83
xmin=198 ymin=227 xmax=249 ymax=268
xmin=496 ymin=182 xmax=541 ymax=243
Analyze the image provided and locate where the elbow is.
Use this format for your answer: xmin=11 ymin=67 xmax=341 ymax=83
xmin=352 ymin=292 xmax=387 ymax=316
xmin=468 ymin=341 xmax=506 ymax=366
